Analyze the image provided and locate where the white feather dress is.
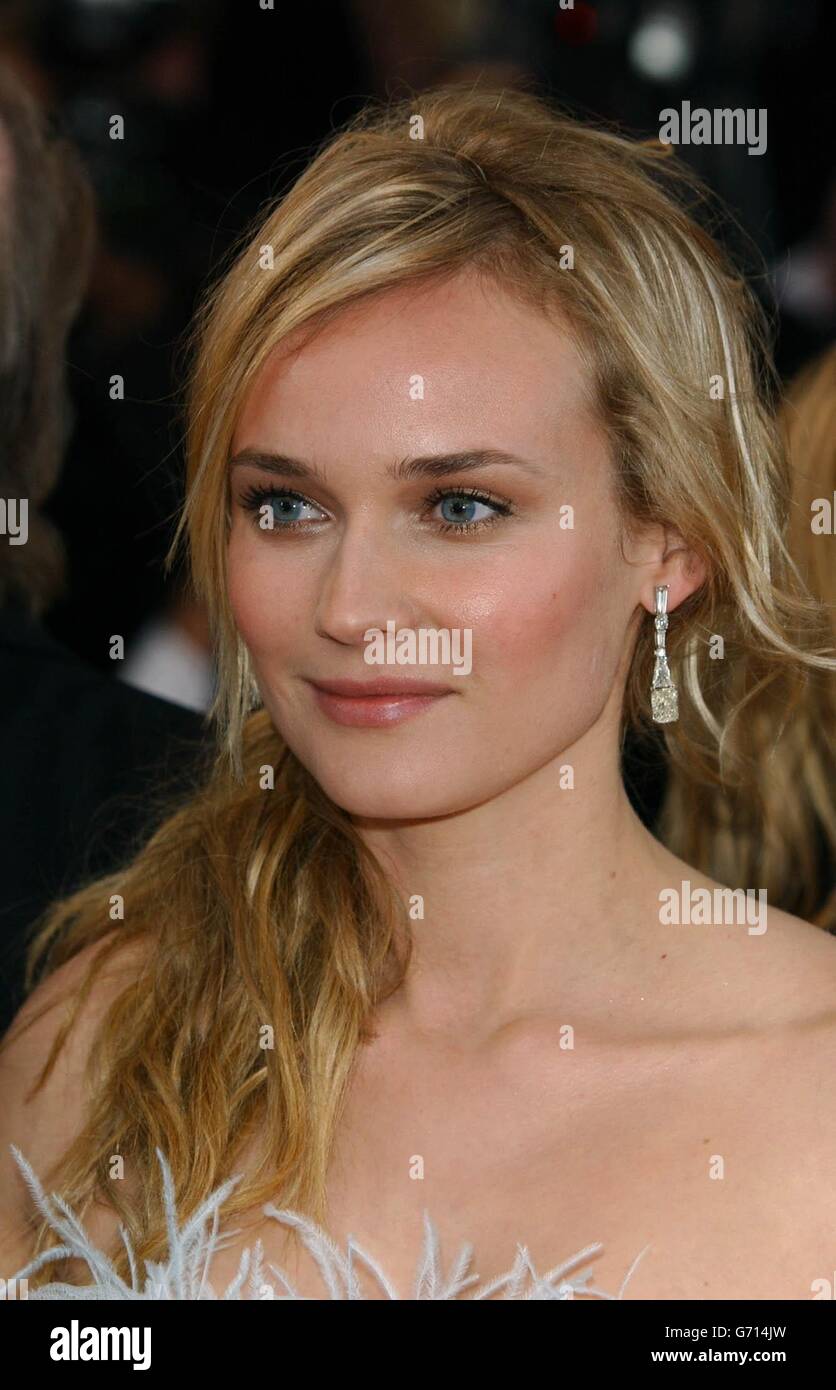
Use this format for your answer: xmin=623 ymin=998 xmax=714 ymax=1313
xmin=8 ymin=1144 xmax=649 ymax=1301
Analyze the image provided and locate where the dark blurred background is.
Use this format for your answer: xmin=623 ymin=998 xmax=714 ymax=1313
xmin=1 ymin=0 xmax=833 ymax=705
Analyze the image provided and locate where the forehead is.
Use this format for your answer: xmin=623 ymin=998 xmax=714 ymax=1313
xmin=232 ymin=269 xmax=594 ymax=460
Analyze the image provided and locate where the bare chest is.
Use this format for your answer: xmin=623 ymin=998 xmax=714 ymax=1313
xmin=204 ymin=1028 xmax=836 ymax=1300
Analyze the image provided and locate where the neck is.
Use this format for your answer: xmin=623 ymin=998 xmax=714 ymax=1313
xmin=354 ymin=702 xmax=672 ymax=1043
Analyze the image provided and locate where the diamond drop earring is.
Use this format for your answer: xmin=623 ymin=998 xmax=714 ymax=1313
xmin=650 ymin=584 xmax=679 ymax=723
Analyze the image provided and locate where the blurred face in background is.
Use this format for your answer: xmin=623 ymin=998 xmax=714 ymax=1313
xmin=226 ymin=268 xmax=653 ymax=819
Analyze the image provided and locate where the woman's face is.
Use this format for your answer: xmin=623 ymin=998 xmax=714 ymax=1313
xmin=227 ymin=268 xmax=656 ymax=819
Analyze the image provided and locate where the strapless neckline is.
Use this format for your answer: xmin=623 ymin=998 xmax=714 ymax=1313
xmin=8 ymin=1143 xmax=649 ymax=1300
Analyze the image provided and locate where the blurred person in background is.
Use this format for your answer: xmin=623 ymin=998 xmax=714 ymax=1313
xmin=121 ymin=573 xmax=215 ymax=711
xmin=0 ymin=61 xmax=210 ymax=1038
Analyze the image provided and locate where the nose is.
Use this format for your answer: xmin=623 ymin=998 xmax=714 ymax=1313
xmin=313 ymin=517 xmax=420 ymax=647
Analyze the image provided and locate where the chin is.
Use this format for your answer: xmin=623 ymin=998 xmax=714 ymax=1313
xmin=307 ymin=768 xmax=462 ymax=821
xmin=291 ymin=746 xmax=498 ymax=821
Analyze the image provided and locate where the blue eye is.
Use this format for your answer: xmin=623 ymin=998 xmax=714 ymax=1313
xmin=438 ymin=494 xmax=495 ymax=525
xmin=264 ymin=496 xmax=321 ymax=526
xmin=240 ymin=486 xmax=325 ymax=529
xmin=427 ymin=486 xmax=512 ymax=533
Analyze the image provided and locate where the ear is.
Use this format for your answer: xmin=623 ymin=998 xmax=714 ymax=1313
xmin=639 ymin=526 xmax=707 ymax=614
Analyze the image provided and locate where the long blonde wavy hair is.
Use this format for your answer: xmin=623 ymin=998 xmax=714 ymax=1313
xmin=5 ymin=82 xmax=835 ymax=1288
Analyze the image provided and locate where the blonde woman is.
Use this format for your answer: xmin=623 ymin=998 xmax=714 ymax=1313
xmin=1 ymin=84 xmax=835 ymax=1301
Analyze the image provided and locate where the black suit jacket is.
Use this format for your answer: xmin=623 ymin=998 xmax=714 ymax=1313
xmin=0 ymin=600 xmax=212 ymax=1037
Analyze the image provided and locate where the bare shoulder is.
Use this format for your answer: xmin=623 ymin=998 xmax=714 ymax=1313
xmin=0 ymin=931 xmax=148 ymax=1273
xmin=762 ymin=905 xmax=836 ymax=1066
xmin=752 ymin=901 xmax=836 ymax=1019
xmin=655 ymin=841 xmax=836 ymax=1026
xmin=737 ymin=904 xmax=836 ymax=1185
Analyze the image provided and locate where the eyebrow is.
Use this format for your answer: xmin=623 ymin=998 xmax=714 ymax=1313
xmin=228 ymin=447 xmax=547 ymax=482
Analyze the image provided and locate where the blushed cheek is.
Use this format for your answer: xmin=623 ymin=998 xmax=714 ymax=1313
xmin=464 ymin=548 xmax=601 ymax=685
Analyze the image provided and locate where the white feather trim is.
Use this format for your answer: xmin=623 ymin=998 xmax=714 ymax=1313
xmin=8 ymin=1144 xmax=649 ymax=1300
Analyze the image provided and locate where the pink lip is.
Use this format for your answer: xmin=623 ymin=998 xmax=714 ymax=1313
xmin=305 ymin=676 xmax=454 ymax=727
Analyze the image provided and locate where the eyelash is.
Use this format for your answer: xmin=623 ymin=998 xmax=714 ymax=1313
xmin=237 ymin=483 xmax=514 ymax=536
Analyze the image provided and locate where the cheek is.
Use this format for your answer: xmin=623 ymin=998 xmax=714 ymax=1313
xmin=226 ymin=531 xmax=300 ymax=660
xmin=455 ymin=533 xmax=619 ymax=688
